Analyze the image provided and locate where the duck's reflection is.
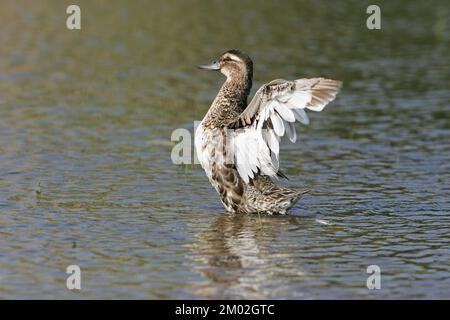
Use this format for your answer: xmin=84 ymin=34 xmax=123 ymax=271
xmin=189 ymin=213 xmax=307 ymax=299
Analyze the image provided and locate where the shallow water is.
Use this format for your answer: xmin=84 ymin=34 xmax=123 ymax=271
xmin=0 ymin=0 xmax=449 ymax=299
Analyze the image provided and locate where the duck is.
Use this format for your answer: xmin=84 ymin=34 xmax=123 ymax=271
xmin=195 ymin=49 xmax=342 ymax=215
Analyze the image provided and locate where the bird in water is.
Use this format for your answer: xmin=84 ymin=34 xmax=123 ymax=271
xmin=195 ymin=50 xmax=342 ymax=215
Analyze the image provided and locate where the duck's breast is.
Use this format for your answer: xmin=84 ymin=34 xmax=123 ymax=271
xmin=195 ymin=124 xmax=226 ymax=181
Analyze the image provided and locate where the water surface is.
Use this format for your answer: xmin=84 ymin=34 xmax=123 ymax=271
xmin=0 ymin=0 xmax=449 ymax=299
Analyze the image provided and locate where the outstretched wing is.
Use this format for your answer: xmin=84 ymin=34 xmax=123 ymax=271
xmin=227 ymin=77 xmax=342 ymax=183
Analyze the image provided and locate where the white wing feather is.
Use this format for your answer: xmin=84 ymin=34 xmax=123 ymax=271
xmin=228 ymin=78 xmax=342 ymax=183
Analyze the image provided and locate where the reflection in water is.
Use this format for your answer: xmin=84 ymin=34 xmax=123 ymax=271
xmin=190 ymin=214 xmax=307 ymax=299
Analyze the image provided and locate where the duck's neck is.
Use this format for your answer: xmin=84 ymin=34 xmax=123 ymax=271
xmin=204 ymin=73 xmax=252 ymax=127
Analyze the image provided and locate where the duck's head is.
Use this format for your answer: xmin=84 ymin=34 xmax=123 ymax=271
xmin=198 ymin=50 xmax=253 ymax=83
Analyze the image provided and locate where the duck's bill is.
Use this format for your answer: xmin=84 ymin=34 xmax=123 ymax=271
xmin=197 ymin=61 xmax=220 ymax=70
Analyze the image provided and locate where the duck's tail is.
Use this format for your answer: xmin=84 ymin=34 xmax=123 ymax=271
xmin=250 ymin=176 xmax=309 ymax=214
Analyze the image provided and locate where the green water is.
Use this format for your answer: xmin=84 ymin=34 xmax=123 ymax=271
xmin=0 ymin=0 xmax=449 ymax=299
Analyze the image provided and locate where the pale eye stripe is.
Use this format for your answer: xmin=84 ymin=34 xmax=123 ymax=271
xmin=227 ymin=54 xmax=241 ymax=62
